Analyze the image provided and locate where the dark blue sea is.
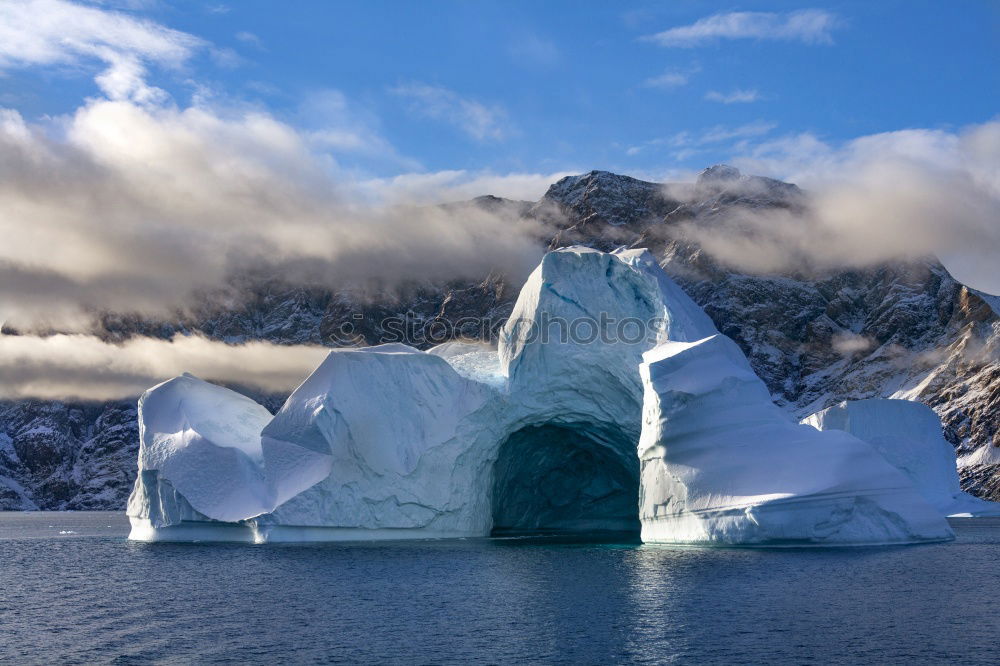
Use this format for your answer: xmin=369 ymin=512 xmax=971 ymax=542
xmin=2 ymin=512 xmax=998 ymax=664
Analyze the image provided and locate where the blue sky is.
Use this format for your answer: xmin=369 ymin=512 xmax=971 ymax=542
xmin=3 ymin=0 xmax=997 ymax=183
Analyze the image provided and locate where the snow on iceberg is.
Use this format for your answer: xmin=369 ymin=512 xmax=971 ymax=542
xmin=803 ymin=399 xmax=1000 ymax=518
xmin=128 ymin=373 xmax=273 ymax=525
xmin=254 ymin=343 xmax=506 ymax=540
xmin=128 ymin=247 xmax=955 ymax=545
xmin=639 ymin=338 xmax=953 ymax=545
xmin=491 ymin=248 xmax=716 ymax=535
xmin=127 ymin=372 xmax=335 ymax=541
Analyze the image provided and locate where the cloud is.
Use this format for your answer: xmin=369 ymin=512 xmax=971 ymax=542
xmin=299 ymin=89 xmax=421 ymax=170
xmin=508 ymin=32 xmax=560 ymax=68
xmin=360 ymin=169 xmax=576 ymax=205
xmin=831 ymin=331 xmax=875 ymax=357
xmin=235 ymin=31 xmax=263 ymax=50
xmin=625 ymin=121 xmax=776 ymax=158
xmin=645 ymin=71 xmax=688 ymax=88
xmin=0 ymin=98 xmax=547 ymax=330
xmin=674 ymin=121 xmax=1000 ymax=295
xmin=699 ymin=121 xmax=776 ymax=144
xmin=705 ymin=89 xmax=760 ymax=104
xmin=644 ymin=9 xmax=840 ymax=47
xmin=0 ymin=333 xmax=329 ymax=401
xmin=643 ymin=64 xmax=700 ymax=89
xmin=209 ymin=46 xmax=243 ymax=69
xmin=390 ymin=83 xmax=511 ymax=141
xmin=0 ymin=0 xmax=205 ymax=102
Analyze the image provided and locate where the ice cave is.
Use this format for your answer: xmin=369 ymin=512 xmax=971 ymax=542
xmin=490 ymin=423 xmax=640 ymax=536
xmin=128 ymin=246 xmax=989 ymax=546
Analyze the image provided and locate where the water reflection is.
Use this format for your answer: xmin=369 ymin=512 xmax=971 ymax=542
xmin=2 ymin=515 xmax=999 ymax=664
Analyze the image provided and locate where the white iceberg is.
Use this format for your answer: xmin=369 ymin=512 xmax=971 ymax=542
xmin=128 ymin=247 xmax=955 ymax=545
xmin=127 ymin=372 xmax=336 ymax=541
xmin=639 ymin=337 xmax=953 ymax=545
xmin=803 ymin=399 xmax=1000 ymax=518
xmin=491 ymin=248 xmax=717 ymax=535
xmin=255 ymin=343 xmax=505 ymax=541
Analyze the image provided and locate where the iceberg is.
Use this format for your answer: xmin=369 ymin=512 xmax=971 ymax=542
xmin=803 ymin=399 xmax=1000 ymax=518
xmin=254 ymin=343 xmax=505 ymax=540
xmin=128 ymin=247 xmax=954 ymax=545
xmin=639 ymin=338 xmax=953 ymax=545
xmin=491 ymin=248 xmax=716 ymax=535
xmin=126 ymin=372 xmax=335 ymax=541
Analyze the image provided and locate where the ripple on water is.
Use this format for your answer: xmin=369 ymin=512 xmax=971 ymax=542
xmin=1 ymin=513 xmax=999 ymax=664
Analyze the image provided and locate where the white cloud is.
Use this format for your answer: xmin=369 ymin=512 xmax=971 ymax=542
xmin=210 ymin=46 xmax=243 ymax=69
xmin=508 ymin=32 xmax=560 ymax=67
xmin=644 ymin=9 xmax=840 ymax=47
xmin=625 ymin=121 xmax=776 ymax=158
xmin=390 ymin=83 xmax=511 ymax=141
xmin=699 ymin=121 xmax=776 ymax=144
xmin=299 ymin=89 xmax=421 ymax=170
xmin=705 ymin=89 xmax=760 ymax=104
xmin=0 ymin=98 xmax=546 ymax=330
xmin=831 ymin=331 xmax=875 ymax=357
xmin=0 ymin=333 xmax=329 ymax=401
xmin=0 ymin=0 xmax=204 ymax=102
xmin=235 ymin=31 xmax=263 ymax=50
xmin=0 ymin=4 xmax=547 ymax=332
xmin=676 ymin=121 xmax=1000 ymax=295
xmin=644 ymin=71 xmax=688 ymax=88
xmin=361 ymin=169 xmax=576 ymax=205
xmin=655 ymin=122 xmax=776 ymax=151
xmin=643 ymin=63 xmax=701 ymax=90
xmin=732 ymin=128 xmax=963 ymax=186
xmin=643 ymin=65 xmax=699 ymax=89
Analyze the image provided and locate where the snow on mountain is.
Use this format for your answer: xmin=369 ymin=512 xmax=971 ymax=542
xmin=2 ymin=165 xmax=998 ymax=509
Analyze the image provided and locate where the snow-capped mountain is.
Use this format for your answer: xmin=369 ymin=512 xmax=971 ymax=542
xmin=2 ymin=166 xmax=998 ymax=509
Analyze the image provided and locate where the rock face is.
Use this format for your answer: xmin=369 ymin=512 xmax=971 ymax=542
xmin=0 ymin=400 xmax=139 ymax=510
xmin=3 ymin=165 xmax=999 ymax=509
xmin=128 ymin=248 xmax=954 ymax=546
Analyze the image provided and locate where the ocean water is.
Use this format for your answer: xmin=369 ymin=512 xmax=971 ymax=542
xmin=1 ymin=513 xmax=999 ymax=665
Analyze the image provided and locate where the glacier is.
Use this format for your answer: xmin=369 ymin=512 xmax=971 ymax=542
xmin=128 ymin=247 xmax=955 ymax=545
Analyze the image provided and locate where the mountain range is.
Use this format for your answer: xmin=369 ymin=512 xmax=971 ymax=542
xmin=2 ymin=166 xmax=998 ymax=510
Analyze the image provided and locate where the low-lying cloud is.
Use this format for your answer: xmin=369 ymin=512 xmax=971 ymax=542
xmin=0 ymin=333 xmax=329 ymax=401
xmin=0 ymin=99 xmax=548 ymax=331
xmin=673 ymin=121 xmax=1000 ymax=295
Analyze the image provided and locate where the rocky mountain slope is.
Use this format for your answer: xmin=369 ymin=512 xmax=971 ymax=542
xmin=2 ymin=166 xmax=998 ymax=509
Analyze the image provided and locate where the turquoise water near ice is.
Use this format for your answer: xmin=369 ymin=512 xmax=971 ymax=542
xmin=2 ymin=512 xmax=999 ymax=664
